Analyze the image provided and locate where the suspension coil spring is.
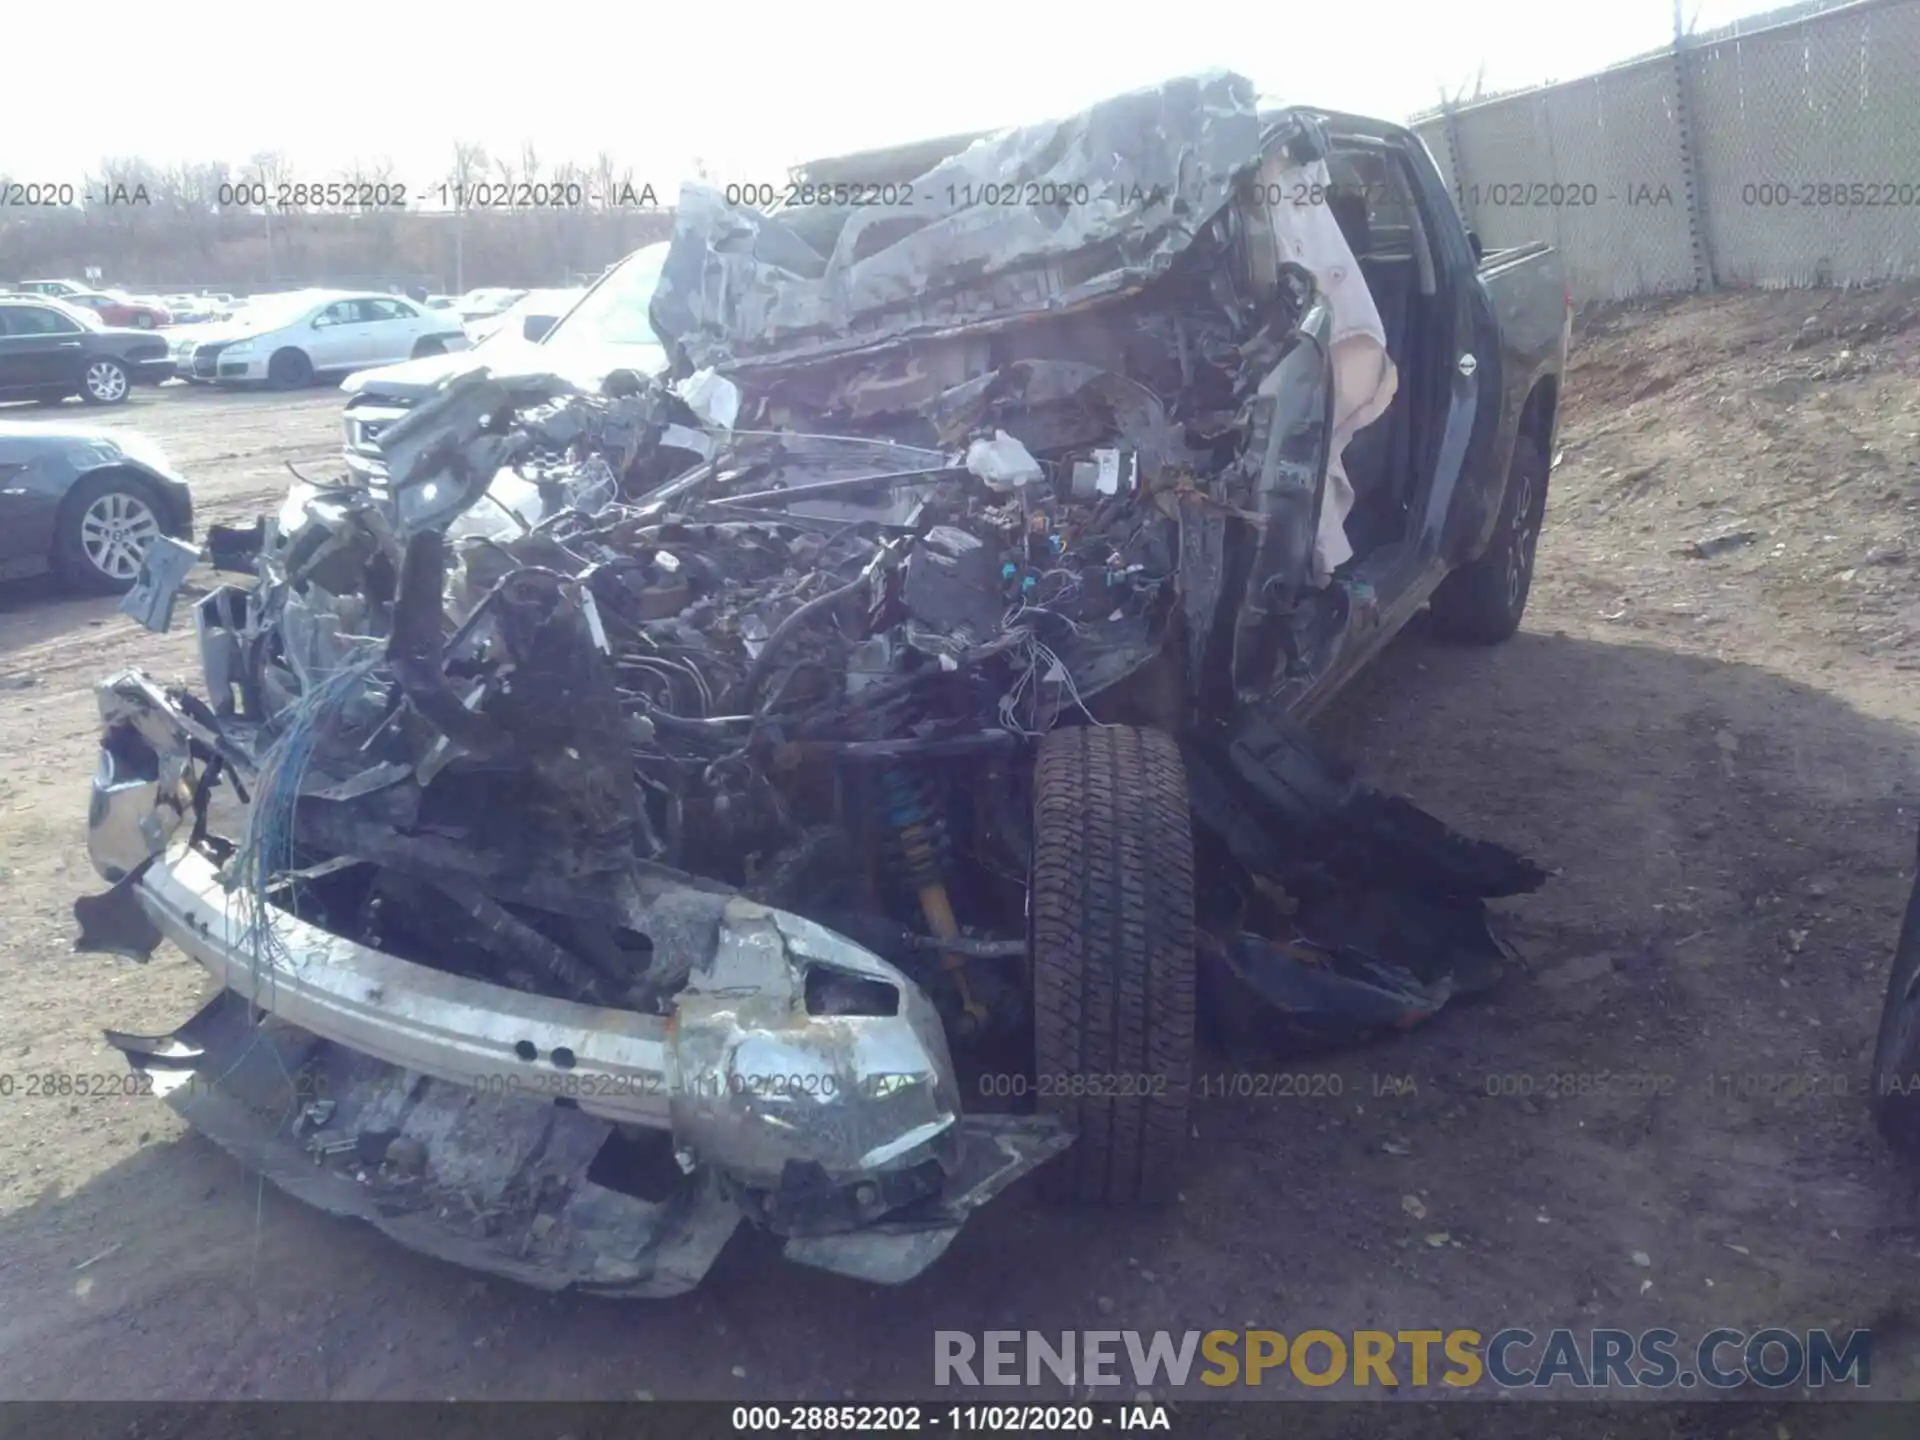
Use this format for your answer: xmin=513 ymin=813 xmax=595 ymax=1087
xmin=879 ymin=764 xmax=950 ymax=889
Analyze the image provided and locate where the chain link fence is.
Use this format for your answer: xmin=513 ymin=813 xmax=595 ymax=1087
xmin=1411 ymin=0 xmax=1920 ymax=302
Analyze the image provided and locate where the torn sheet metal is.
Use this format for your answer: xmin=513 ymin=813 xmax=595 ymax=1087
xmin=118 ymin=535 xmax=199 ymax=631
xmin=120 ymin=988 xmax=1067 ymax=1292
xmin=112 ymin=991 xmax=742 ymax=1297
xmin=650 ymin=70 xmax=1262 ymax=374
xmin=1187 ymin=711 xmax=1540 ymax=1049
xmin=76 ymin=70 xmax=1546 ymax=1298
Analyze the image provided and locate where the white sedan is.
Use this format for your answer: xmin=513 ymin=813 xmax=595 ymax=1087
xmin=173 ymin=289 xmax=468 ymax=388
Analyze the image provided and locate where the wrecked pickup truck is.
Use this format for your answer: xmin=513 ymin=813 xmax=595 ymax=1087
xmin=76 ymin=72 xmax=1566 ymax=1296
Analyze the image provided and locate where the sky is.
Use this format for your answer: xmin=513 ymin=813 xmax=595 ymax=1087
xmin=12 ymin=0 xmax=1772 ymax=190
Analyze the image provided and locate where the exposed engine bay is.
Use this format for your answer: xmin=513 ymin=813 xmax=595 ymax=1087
xmin=75 ymin=71 xmax=1545 ymax=1294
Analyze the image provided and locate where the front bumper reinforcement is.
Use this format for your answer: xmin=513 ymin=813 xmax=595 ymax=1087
xmin=77 ymin=676 xmax=1069 ymax=1293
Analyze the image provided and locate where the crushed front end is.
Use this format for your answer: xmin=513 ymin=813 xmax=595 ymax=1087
xmin=75 ymin=69 xmax=1545 ymax=1293
xmin=81 ymin=649 xmax=1066 ymax=1293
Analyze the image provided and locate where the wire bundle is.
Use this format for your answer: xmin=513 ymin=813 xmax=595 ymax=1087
xmin=232 ymin=655 xmax=385 ymax=990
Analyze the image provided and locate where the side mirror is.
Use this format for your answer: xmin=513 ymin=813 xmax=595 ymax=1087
xmin=522 ymin=314 xmax=556 ymax=343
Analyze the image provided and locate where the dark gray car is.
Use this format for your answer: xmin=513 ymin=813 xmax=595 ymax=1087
xmin=0 ymin=421 xmax=193 ymax=591
xmin=0 ymin=297 xmax=174 ymax=404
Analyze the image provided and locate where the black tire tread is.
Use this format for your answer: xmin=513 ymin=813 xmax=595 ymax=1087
xmin=1031 ymin=725 xmax=1195 ymax=1204
xmin=268 ymin=348 xmax=313 ymax=389
xmin=1429 ymin=433 xmax=1548 ymax=645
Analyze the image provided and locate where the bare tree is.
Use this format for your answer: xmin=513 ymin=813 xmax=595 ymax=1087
xmin=448 ymin=140 xmax=490 ymax=291
xmin=238 ymin=149 xmax=293 ymax=276
xmin=547 ymin=157 xmax=587 ymax=274
xmin=360 ymin=155 xmax=402 ymax=268
xmin=590 ymin=150 xmax=619 ymax=213
xmin=1 ymin=139 xmax=673 ymax=292
xmin=178 ymin=161 xmax=230 ymax=276
xmin=85 ymin=156 xmax=164 ymax=280
xmin=491 ymin=147 xmax=519 ymax=204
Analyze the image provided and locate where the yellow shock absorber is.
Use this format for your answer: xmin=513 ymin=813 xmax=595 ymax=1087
xmin=885 ymin=769 xmax=988 ymax=1029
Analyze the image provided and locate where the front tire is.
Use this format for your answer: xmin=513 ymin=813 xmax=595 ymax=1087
xmin=52 ymin=473 xmax=166 ymax=594
xmin=1429 ymin=433 xmax=1550 ymax=644
xmin=1031 ymin=725 xmax=1196 ymax=1204
xmin=79 ymin=357 xmax=131 ymax=405
xmin=267 ymin=348 xmax=314 ymax=389
xmin=133 ymin=313 xmax=155 ymax=329
xmin=413 ymin=337 xmax=446 ymax=358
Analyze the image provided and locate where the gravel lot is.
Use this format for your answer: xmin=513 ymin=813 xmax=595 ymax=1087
xmin=1 ymin=297 xmax=1918 ymax=1405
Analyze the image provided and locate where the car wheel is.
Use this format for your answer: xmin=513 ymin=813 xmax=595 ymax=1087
xmin=1030 ymin=724 xmax=1196 ymax=1204
xmin=413 ymin=337 xmax=446 ymax=358
xmin=267 ymin=348 xmax=314 ymax=389
xmin=1872 ymin=847 xmax=1920 ymax=1154
xmin=133 ymin=313 xmax=155 ymax=329
xmin=1428 ymin=432 xmax=1551 ymax=645
xmin=79 ymin=357 xmax=131 ymax=405
xmin=52 ymin=473 xmax=166 ymax=594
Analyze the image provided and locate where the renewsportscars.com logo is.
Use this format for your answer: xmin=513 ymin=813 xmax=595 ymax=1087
xmin=933 ymin=1328 xmax=1872 ymax=1391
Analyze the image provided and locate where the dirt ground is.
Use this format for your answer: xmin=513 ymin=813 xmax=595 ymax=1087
xmin=2 ymin=295 xmax=1919 ymax=1403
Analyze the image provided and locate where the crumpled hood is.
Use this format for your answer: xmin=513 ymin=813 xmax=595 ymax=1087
xmin=650 ymin=69 xmax=1263 ymax=376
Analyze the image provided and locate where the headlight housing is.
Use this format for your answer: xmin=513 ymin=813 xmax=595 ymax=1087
xmin=222 ymin=339 xmax=255 ymax=357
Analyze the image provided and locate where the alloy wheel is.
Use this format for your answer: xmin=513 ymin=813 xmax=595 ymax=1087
xmin=85 ymin=361 xmax=128 ymax=402
xmin=1505 ymin=470 xmax=1539 ymax=612
xmin=79 ymin=491 xmax=159 ymax=581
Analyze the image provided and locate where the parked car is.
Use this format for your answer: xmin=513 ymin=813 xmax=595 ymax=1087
xmin=163 ymin=295 xmax=220 ymax=325
xmin=79 ymin=78 xmax=1570 ymax=1295
xmin=423 ymin=294 xmax=458 ymax=311
xmin=173 ymin=289 xmax=468 ymax=388
xmin=463 ymin=286 xmax=587 ymax=345
xmin=13 ymin=279 xmax=91 ymax=299
xmin=342 ymin=247 xmax=665 ymax=477
xmin=65 ymin=290 xmax=173 ymax=329
xmin=0 ymin=297 xmax=173 ymax=404
xmin=453 ymin=287 xmax=527 ymax=323
xmin=0 ymin=421 xmax=193 ymax=591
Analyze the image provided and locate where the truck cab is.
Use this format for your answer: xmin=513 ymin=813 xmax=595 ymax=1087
xmin=1259 ymin=109 xmax=1569 ymax=710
